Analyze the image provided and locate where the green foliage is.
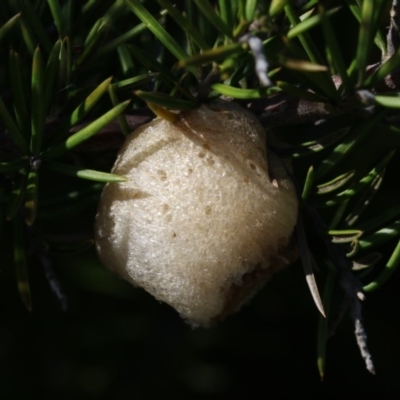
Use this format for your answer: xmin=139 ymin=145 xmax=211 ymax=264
xmin=1 ymin=0 xmax=400 ymax=379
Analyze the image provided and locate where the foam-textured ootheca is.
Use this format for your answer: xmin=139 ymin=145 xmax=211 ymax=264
xmin=95 ymin=100 xmax=298 ymax=327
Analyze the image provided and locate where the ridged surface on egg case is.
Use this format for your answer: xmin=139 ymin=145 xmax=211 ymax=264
xmin=95 ymin=101 xmax=298 ymax=327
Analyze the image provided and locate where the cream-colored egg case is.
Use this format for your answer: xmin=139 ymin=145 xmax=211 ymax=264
xmin=95 ymin=101 xmax=298 ymax=327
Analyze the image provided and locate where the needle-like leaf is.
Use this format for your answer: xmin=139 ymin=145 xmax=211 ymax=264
xmin=43 ymin=100 xmax=131 ymax=159
xmin=47 ymin=0 xmax=65 ymax=36
xmin=364 ymin=238 xmax=400 ymax=292
xmin=124 ymin=0 xmax=197 ymax=75
xmin=211 ymin=83 xmax=279 ymax=99
xmin=192 ymin=0 xmax=232 ymax=38
xmin=30 ymin=46 xmax=45 ymax=156
xmin=0 ymin=13 xmax=21 ymax=43
xmin=45 ymin=162 xmax=128 ymax=182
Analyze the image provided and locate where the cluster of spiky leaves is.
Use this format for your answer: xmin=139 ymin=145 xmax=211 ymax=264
xmin=1 ymin=0 xmax=400 ymax=377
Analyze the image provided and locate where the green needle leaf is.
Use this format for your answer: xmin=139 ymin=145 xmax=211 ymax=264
xmin=328 ymin=199 xmax=350 ymax=231
xmin=45 ymin=162 xmax=128 ymax=182
xmin=0 ymin=13 xmax=21 ymax=43
xmin=193 ymin=0 xmax=232 ymax=38
xmin=285 ymin=4 xmax=324 ymax=64
xmin=346 ymin=0 xmax=386 ymax=58
xmin=314 ymin=112 xmax=384 ymax=181
xmin=70 ymin=77 xmax=113 ymax=126
xmin=211 ymin=83 xmax=279 ymax=99
xmin=47 ymin=0 xmax=65 ymax=36
xmin=59 ymin=36 xmax=72 ymax=89
xmin=43 ymin=39 xmax=62 ymax=117
xmin=156 ymin=0 xmax=209 ymax=50
xmin=354 ymin=0 xmax=386 ymax=85
xmin=365 ymin=58 xmax=400 ymax=88
xmin=97 ymin=23 xmax=146 ymax=56
xmin=82 ymin=0 xmax=99 ymax=14
xmin=97 ymin=9 xmax=168 ymax=56
xmin=102 ymin=0 xmax=131 ymax=26
xmin=179 ymin=43 xmax=245 ymax=67
xmin=43 ymin=100 xmax=131 ymax=159
xmin=269 ymin=0 xmax=289 ymax=17
xmin=359 ymin=221 xmax=400 ymax=251
xmin=289 ymin=127 xmax=350 ymax=158
xmin=117 ymin=44 xmax=135 ymax=76
xmin=301 ymin=165 xmax=314 ymax=201
xmin=219 ymin=0 xmax=234 ymax=27
xmin=374 ymin=95 xmax=400 ymax=109
xmin=319 ymin=4 xmax=351 ymax=91
xmin=30 ymin=46 xmax=45 ymax=156
xmin=357 ymin=203 xmax=400 ymax=234
xmin=75 ymin=19 xmax=109 ymax=68
xmin=18 ymin=15 xmax=35 ymax=54
xmin=284 ymin=5 xmax=339 ymax=101
xmin=124 ymin=0 xmax=196 ymax=75
xmin=344 ymin=171 xmax=385 ymax=227
xmin=281 ymin=58 xmax=328 ymax=72
xmin=49 ymin=77 xmax=113 ymax=144
xmin=287 ymin=7 xmax=340 ymax=39
xmin=316 ymin=171 xmax=355 ymax=194
xmin=245 ymin=0 xmax=258 ymax=21
xmin=363 ymin=238 xmax=400 ymax=292
xmin=112 ymin=73 xmax=159 ymax=91
xmin=108 ymin=84 xmax=131 ymax=136
xmin=128 ymin=44 xmax=177 ymax=88
xmin=328 ymin=229 xmax=363 ymax=243
xmin=323 ymin=151 xmax=394 ymax=207
xmin=19 ymin=0 xmax=52 ymax=53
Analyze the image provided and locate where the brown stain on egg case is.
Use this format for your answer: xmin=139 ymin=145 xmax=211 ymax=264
xmin=214 ymin=235 xmax=298 ymax=325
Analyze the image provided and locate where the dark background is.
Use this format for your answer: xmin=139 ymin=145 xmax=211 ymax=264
xmin=1 ymin=241 xmax=399 ymax=399
xmin=1 ymin=1 xmax=400 ymax=399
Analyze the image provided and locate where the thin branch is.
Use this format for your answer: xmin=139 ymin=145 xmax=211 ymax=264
xmin=305 ymin=204 xmax=375 ymax=373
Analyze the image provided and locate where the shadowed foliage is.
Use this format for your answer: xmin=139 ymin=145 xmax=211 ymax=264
xmin=1 ymin=0 xmax=400 ymax=397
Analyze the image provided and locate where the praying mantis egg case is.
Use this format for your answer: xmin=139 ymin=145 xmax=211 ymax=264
xmin=95 ymin=100 xmax=298 ymax=327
